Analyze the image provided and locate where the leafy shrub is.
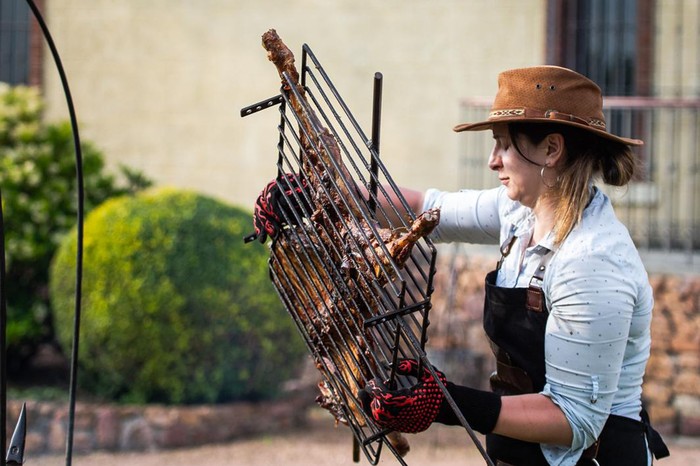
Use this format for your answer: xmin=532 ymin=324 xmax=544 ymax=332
xmin=49 ymin=188 xmax=306 ymax=404
xmin=0 ymin=83 xmax=151 ymax=371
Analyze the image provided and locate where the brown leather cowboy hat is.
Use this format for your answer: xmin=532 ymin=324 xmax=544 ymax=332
xmin=453 ymin=65 xmax=643 ymax=146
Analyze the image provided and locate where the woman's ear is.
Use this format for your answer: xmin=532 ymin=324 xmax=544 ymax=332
xmin=545 ymin=133 xmax=565 ymax=167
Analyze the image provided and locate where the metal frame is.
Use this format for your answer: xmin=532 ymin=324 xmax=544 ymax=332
xmin=243 ymin=43 xmax=493 ymax=466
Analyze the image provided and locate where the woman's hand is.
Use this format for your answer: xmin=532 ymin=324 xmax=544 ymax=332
xmin=244 ymin=173 xmax=311 ymax=243
xmin=360 ymin=359 xmax=447 ymax=433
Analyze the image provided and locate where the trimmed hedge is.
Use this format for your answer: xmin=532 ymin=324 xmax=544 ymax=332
xmin=49 ymin=188 xmax=306 ymax=404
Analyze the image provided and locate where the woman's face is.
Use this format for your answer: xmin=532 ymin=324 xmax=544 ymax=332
xmin=488 ymin=123 xmax=548 ymax=208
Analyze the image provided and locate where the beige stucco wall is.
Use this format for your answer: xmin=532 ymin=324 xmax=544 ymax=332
xmin=42 ymin=0 xmax=546 ymax=210
xmin=655 ymin=0 xmax=700 ymax=97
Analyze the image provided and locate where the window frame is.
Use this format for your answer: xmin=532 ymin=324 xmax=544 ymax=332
xmin=546 ymin=0 xmax=654 ymax=97
xmin=0 ymin=0 xmax=44 ymax=86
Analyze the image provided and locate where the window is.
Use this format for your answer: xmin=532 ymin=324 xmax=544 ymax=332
xmin=546 ymin=0 xmax=654 ymax=180
xmin=546 ymin=0 xmax=653 ymax=96
xmin=0 ymin=0 xmax=43 ymax=86
xmin=546 ymin=1 xmax=700 ymax=253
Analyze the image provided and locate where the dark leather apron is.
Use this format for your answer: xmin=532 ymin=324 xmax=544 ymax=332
xmin=482 ymin=238 xmax=668 ymax=466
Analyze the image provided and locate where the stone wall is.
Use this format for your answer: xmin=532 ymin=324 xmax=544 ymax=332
xmin=426 ymin=251 xmax=700 ymax=438
xmin=7 ymin=395 xmax=308 ymax=456
xmin=644 ymin=275 xmax=700 ymax=436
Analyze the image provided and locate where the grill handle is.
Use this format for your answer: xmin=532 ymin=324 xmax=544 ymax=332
xmin=368 ymin=72 xmax=383 ymax=215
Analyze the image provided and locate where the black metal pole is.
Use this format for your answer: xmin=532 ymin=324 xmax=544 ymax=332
xmin=368 ymin=72 xmax=383 ymax=214
xmin=0 ymin=190 xmax=7 ymax=466
xmin=23 ymin=1 xmax=85 ymax=465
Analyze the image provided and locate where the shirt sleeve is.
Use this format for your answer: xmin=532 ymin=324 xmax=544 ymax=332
xmin=539 ymin=242 xmax=641 ymax=465
xmin=421 ymin=186 xmax=504 ymax=244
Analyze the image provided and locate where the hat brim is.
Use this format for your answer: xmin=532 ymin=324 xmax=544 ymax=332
xmin=453 ymin=117 xmax=644 ymax=146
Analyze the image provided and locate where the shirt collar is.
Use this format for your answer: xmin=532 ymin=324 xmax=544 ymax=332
xmin=502 ymin=206 xmax=556 ymax=255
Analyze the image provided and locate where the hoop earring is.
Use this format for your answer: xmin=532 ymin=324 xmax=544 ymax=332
xmin=540 ymin=165 xmax=559 ymax=189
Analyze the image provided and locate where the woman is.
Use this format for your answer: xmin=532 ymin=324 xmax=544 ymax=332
xmin=361 ymin=66 xmax=669 ymax=465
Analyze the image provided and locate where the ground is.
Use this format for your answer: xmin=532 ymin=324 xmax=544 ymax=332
xmin=15 ymin=345 xmax=700 ymax=466
xmin=38 ymin=407 xmax=700 ymax=466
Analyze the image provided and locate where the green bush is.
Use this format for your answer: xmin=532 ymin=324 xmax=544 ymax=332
xmin=49 ymin=188 xmax=306 ymax=404
xmin=0 ymin=83 xmax=151 ymax=371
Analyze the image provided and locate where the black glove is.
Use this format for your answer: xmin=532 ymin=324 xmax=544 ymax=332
xmin=244 ymin=173 xmax=311 ymax=244
xmin=360 ymin=359 xmax=447 ymax=434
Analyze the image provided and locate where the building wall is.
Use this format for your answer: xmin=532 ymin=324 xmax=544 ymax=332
xmin=655 ymin=0 xmax=700 ymax=97
xmin=42 ymin=0 xmax=546 ymax=209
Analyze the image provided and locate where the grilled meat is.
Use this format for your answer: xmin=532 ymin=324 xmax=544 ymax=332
xmin=260 ymin=29 xmax=440 ymax=458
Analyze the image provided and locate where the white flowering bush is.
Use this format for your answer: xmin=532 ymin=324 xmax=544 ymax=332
xmin=0 ymin=83 xmax=151 ymax=371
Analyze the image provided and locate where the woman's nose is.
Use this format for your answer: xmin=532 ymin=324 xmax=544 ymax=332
xmin=488 ymin=148 xmax=501 ymax=171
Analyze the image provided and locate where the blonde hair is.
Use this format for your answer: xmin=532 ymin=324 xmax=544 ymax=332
xmin=509 ymin=123 xmax=638 ymax=244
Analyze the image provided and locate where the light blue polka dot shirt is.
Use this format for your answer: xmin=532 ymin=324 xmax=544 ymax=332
xmin=423 ymin=186 xmax=653 ymax=466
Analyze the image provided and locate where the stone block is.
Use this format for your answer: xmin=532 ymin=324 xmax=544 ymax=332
xmin=74 ymin=405 xmax=95 ymax=431
xmin=95 ymin=407 xmax=120 ymax=450
xmin=24 ymin=431 xmax=46 ymax=456
xmin=72 ymin=431 xmax=95 ymax=454
xmin=120 ymin=417 xmax=155 ymax=451
xmin=673 ymin=372 xmax=700 ymax=397
xmin=645 ymin=352 xmax=675 ymax=380
xmin=674 ymin=394 xmax=700 ymax=417
xmin=670 ymin=318 xmax=700 ymax=352
xmin=680 ymin=416 xmax=700 ymax=437
xmin=678 ymin=351 xmax=700 ymax=370
xmin=643 ymin=380 xmax=673 ymax=405
xmin=47 ymin=416 xmax=66 ymax=452
xmin=647 ymin=403 xmax=677 ymax=425
xmin=650 ymin=320 xmax=671 ymax=351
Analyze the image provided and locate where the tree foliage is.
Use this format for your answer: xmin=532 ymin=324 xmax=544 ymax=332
xmin=0 ymin=83 xmax=151 ymax=369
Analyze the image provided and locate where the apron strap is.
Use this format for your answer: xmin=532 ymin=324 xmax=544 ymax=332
xmin=525 ymin=245 xmax=556 ymax=313
xmin=641 ymin=408 xmax=670 ymax=459
xmin=497 ymin=225 xmax=557 ymax=313
xmin=497 ymin=227 xmax=517 ymax=270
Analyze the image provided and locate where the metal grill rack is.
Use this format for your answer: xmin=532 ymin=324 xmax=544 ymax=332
xmin=242 ymin=42 xmax=491 ymax=466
